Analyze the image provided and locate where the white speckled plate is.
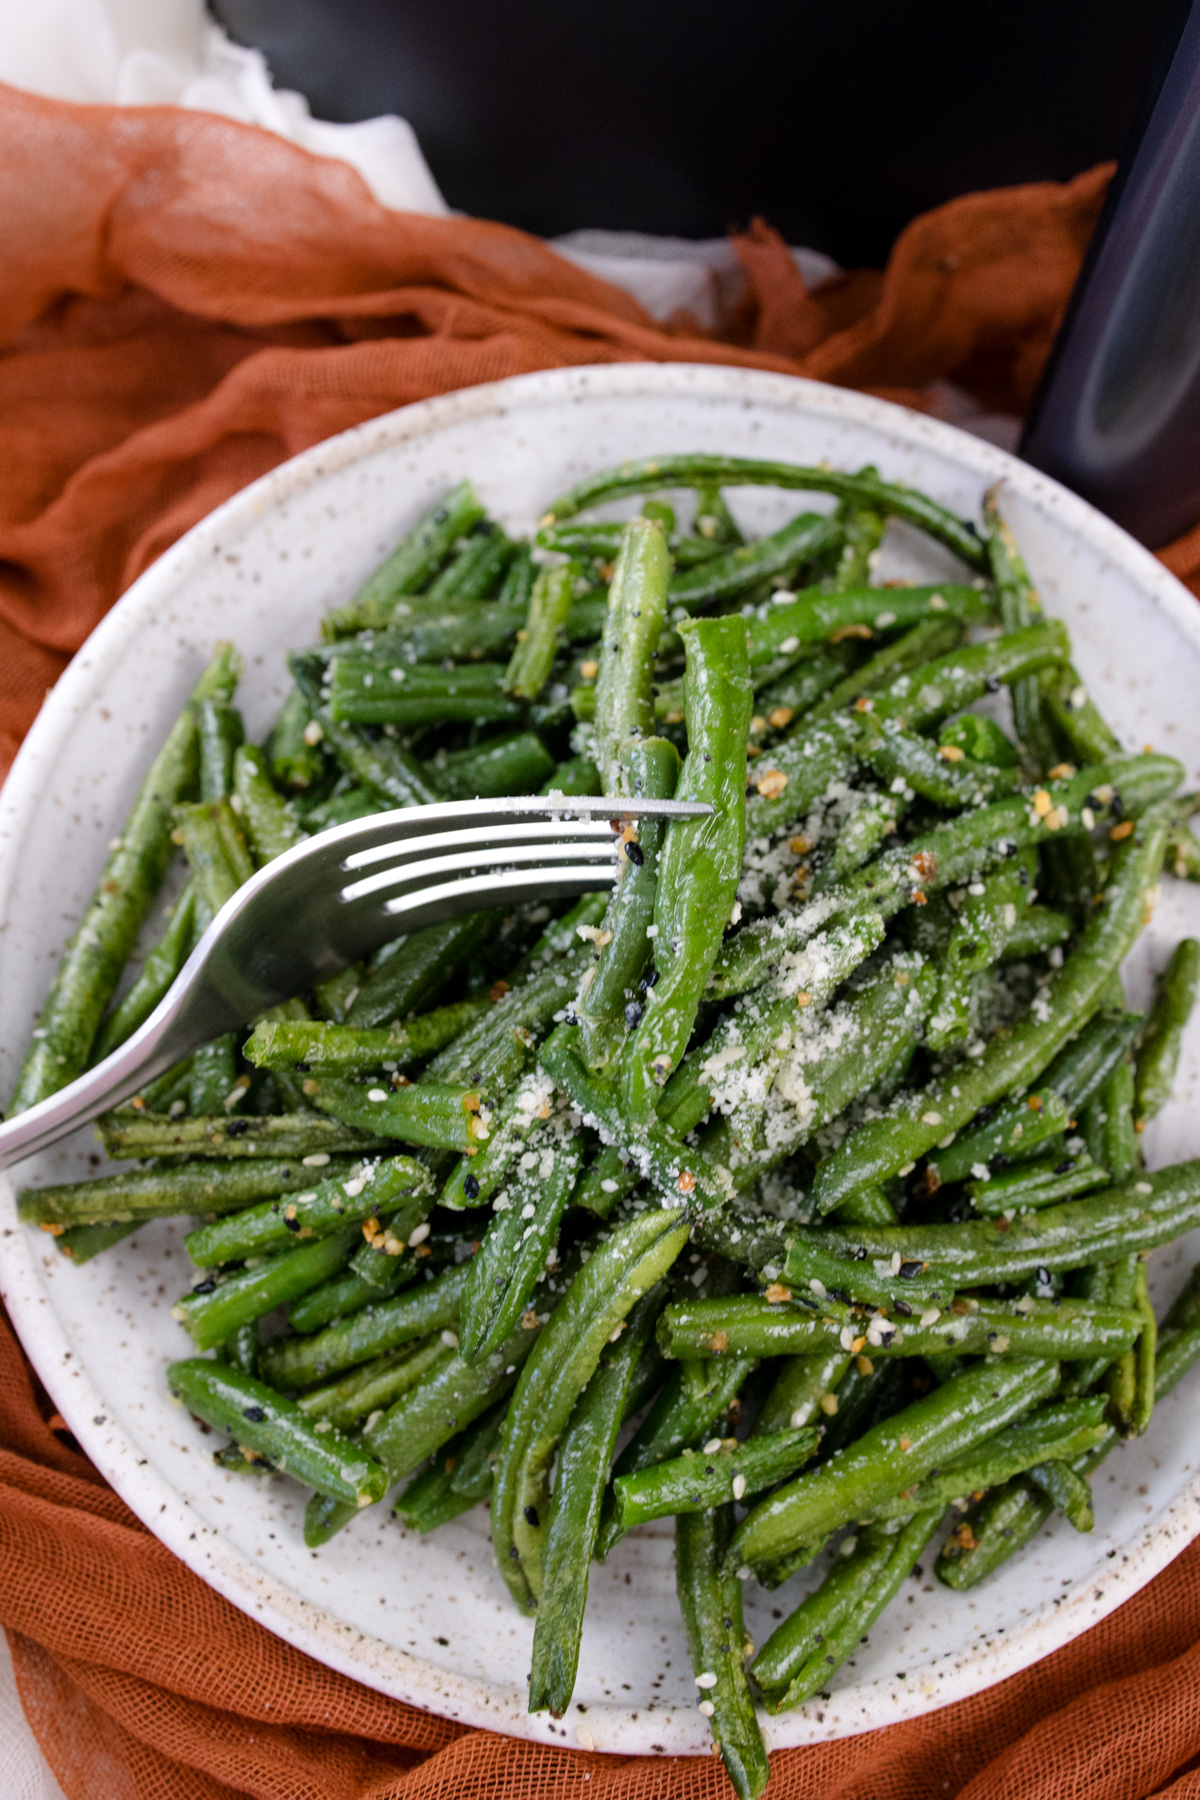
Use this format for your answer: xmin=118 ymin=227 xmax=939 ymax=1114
xmin=2 ymin=365 xmax=1200 ymax=1756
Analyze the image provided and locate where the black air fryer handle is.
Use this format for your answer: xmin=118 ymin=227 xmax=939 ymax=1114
xmin=1020 ymin=1 xmax=1200 ymax=547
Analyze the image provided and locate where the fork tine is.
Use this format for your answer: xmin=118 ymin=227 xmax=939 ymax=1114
xmin=341 ymin=816 xmax=616 ymax=873
xmin=378 ymin=863 xmax=615 ymax=922
xmin=340 ymin=839 xmax=617 ymax=906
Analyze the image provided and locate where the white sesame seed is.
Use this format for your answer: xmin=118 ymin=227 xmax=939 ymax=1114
xmin=702 ymin=1439 xmax=723 ymax=1456
xmin=698 ymin=1700 xmax=716 ymax=1717
xmin=695 ymin=1671 xmax=718 ymax=1689
xmin=732 ymin=1473 xmax=747 ymax=1500
xmin=919 ymin=1308 xmax=941 ymax=1327
xmin=440 ymin=1330 xmax=460 ymax=1348
xmin=971 ymin=1162 xmax=990 ymax=1180
xmin=408 ymin=1222 xmax=430 ymax=1246
xmin=1135 ymin=1181 xmax=1153 ymax=1195
xmin=921 ymin=1111 xmax=943 ymax=1126
xmin=809 ymin=1277 xmax=827 ymax=1298
xmin=367 ymin=1088 xmax=388 ymax=1103
xmin=302 ymin=1152 xmax=331 ymax=1167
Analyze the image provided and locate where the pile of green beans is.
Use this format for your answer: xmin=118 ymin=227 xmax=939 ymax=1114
xmin=14 ymin=457 xmax=1200 ymax=1800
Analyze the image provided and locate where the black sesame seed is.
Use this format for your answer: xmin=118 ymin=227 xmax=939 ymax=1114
xmin=192 ymin=1277 xmax=217 ymax=1295
xmin=623 ymin=839 xmax=644 ymax=866
xmin=463 ymin=1173 xmax=481 ymax=1200
xmin=524 ymin=1505 xmax=540 ymax=1528
xmin=625 ymin=1001 xmax=644 ymax=1030
xmin=242 ymin=1405 xmax=266 ymax=1423
xmin=226 ymin=1118 xmax=251 ymax=1137
xmin=284 ymin=1215 xmax=301 ymax=1232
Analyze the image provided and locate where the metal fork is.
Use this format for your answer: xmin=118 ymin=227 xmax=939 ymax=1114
xmin=0 ymin=794 xmax=709 ymax=1169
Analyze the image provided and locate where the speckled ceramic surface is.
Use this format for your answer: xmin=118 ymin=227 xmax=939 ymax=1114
xmin=2 ymin=364 xmax=1199 ymax=1756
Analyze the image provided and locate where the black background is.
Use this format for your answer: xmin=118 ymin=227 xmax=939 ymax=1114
xmin=212 ymin=0 xmax=1178 ymax=264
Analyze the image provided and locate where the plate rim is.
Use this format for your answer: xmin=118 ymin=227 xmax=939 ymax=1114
xmin=3 ymin=360 xmax=1200 ymax=1754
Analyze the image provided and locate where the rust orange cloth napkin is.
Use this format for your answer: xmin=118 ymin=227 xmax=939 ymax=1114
xmin=3 ymin=79 xmax=1200 ymax=1800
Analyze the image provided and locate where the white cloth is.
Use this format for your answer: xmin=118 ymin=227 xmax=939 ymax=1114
xmin=0 ymin=0 xmax=449 ymax=215
xmin=0 ymin=1635 xmax=67 ymax=1800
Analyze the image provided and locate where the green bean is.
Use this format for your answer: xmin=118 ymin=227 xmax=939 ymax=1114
xmin=430 ymin=730 xmax=556 ymax=799
xmin=529 ymin=1286 xmax=664 ymax=1718
xmin=431 ymin=948 xmax=589 ymax=1093
xmin=460 ymin=1130 xmax=583 ymax=1363
xmin=928 ymin=1008 xmax=1143 ymax=1186
xmin=18 ymin=1154 xmax=359 ymax=1228
xmin=944 ymin=1267 xmax=1200 ymax=1591
xmin=613 ymin=1425 xmax=819 ymax=1530
xmin=1039 ymin=663 xmax=1123 ymax=766
xmin=752 ymin=1349 xmax=851 ymax=1434
xmin=310 ymin=711 xmax=440 ymax=809
xmin=806 ymin=805 xmax=1173 ymax=1215
xmin=301 ymin=1075 xmax=491 ymax=1153
xmin=730 ymin=1358 xmax=1058 ymax=1573
xmin=594 ymin=1353 xmax=757 ymax=1561
xmin=184 ymin=1154 xmax=430 ymax=1266
xmin=806 ymin=615 xmax=963 ymax=722
xmin=934 ymin=1474 xmax=1055 ymax=1590
xmin=716 ymin=754 xmax=1180 ymax=1000
xmin=322 ymin=482 xmax=486 ymax=638
xmin=700 ymin=955 xmax=936 ymax=1188
xmin=173 ymin=1224 xmax=361 ymax=1350
xmin=269 ymin=684 xmax=324 ymax=789
xmin=985 ymin=493 xmax=1057 ymax=774
xmin=592 ymin=517 xmax=671 ymax=793
xmin=539 ymin=1028 xmax=727 ymax=1212
xmin=9 ymin=645 xmax=240 ymax=1112
xmin=542 ymin=755 xmax=601 ymax=797
xmin=328 ymin=659 xmax=522 ymax=728
xmin=866 ymin=1397 xmax=1109 ymax=1522
xmin=245 ymin=1003 xmax=487 ymax=1077
xmin=306 ymin=1312 xmax=541 ymax=1545
xmin=939 ymin=711 xmax=1020 ymax=768
xmin=57 ymin=1221 xmax=141 ymax=1263
xmin=1165 ymin=799 xmax=1200 ymax=882
xmin=491 ymin=1208 xmax=688 ymax=1610
xmin=504 ymin=563 xmax=577 ymax=701
xmin=1135 ymin=938 xmax=1200 ymax=1125
xmin=197 ymin=699 xmax=244 ymax=799
xmin=1128 ymin=1256 xmax=1157 ymax=1435
xmin=675 ymin=1504 xmax=769 ymax=1800
xmin=746 ymin=624 xmax=1069 ymax=838
xmin=967 ymin=1154 xmax=1108 ymax=1216
xmin=854 ymin=715 xmax=1021 ymax=809
xmin=393 ymin=1441 xmax=479 ymax=1532
xmin=167 ymin=1357 xmax=386 ymax=1506
xmin=96 ymin=1110 xmax=386 ymax=1161
xmin=541 ymin=456 xmax=988 ymax=572
xmin=340 ymin=600 xmax=526 ymax=667
xmin=924 ymin=865 xmax=1030 ymax=1050
xmin=666 ymin=512 xmax=843 ymax=614
xmin=751 ymin=1522 xmax=894 ymax=1702
xmin=754 ymin=1511 xmax=941 ymax=1713
xmin=753 ymin=645 xmax=858 ymax=729
xmin=749 ymin=583 xmax=990 ymax=675
xmin=428 ymin=522 xmax=516 ymax=603
xmin=790 ymin=1158 xmax=1200 ymax=1296
xmin=1026 ymin=1454 xmax=1094 ymax=1530
xmin=1001 ymin=907 xmax=1073 ymax=962
xmin=288 ymin=1254 xmax=420 ymax=1332
xmin=231 ymin=744 xmax=306 ymax=864
xmin=188 ymin=1036 xmax=238 ymax=1116
xmin=499 ymin=545 xmax=537 ymax=607
xmin=449 ymin=1398 xmax=509 ymax=1497
xmin=223 ymin=1321 xmax=259 ymax=1377
xmin=260 ymin=1265 xmax=467 ymax=1390
xmin=621 ymin=615 xmax=751 ymax=1118
xmin=576 ymin=737 xmax=679 ymax=1070
xmin=663 ymin=914 xmax=886 ymax=1138
xmin=296 ymin=1336 xmax=447 ymax=1432
xmin=345 ymin=913 xmax=499 ymax=1030
xmin=658 ymin=1293 xmax=1138 ymax=1363
xmin=90 ymin=885 xmax=197 ymax=1063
